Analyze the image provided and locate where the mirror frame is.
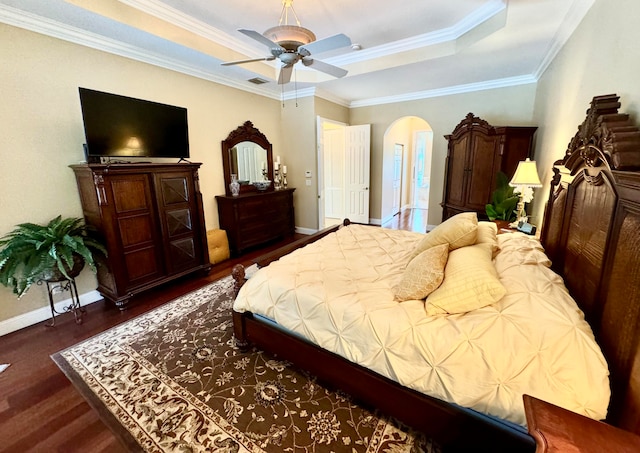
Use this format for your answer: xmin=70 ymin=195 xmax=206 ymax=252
xmin=221 ymin=121 xmax=273 ymax=196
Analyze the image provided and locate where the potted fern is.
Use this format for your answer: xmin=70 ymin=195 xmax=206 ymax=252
xmin=0 ymin=216 xmax=107 ymax=298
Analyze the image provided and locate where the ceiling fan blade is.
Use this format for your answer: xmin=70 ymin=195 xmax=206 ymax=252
xmin=238 ymin=29 xmax=285 ymax=52
xmin=298 ymin=34 xmax=351 ymax=56
xmin=302 ymin=58 xmax=348 ymax=78
xmin=278 ymin=64 xmax=294 ymax=85
xmin=221 ymin=56 xmax=275 ymax=66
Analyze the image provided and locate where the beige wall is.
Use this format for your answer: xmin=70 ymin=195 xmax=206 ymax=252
xmin=350 ymin=85 xmax=538 ymax=225
xmin=278 ymin=96 xmax=350 ymax=231
xmin=278 ymin=96 xmax=317 ymax=230
xmin=530 ymin=0 xmax=640 ymax=224
xmin=0 ymin=24 xmax=282 ymax=321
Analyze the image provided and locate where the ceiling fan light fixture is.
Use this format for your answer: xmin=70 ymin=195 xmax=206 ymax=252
xmin=263 ymin=25 xmax=316 ymax=51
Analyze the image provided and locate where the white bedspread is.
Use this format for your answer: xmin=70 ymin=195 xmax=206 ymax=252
xmin=233 ymin=224 xmax=610 ymax=426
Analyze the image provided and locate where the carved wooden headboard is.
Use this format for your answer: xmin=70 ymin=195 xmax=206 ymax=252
xmin=540 ymin=94 xmax=640 ymax=433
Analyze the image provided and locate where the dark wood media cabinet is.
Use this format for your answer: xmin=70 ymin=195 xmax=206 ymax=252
xmin=70 ymin=162 xmax=210 ymax=309
xmin=216 ymin=188 xmax=295 ymax=256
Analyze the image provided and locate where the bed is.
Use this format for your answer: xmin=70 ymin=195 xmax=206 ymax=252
xmin=230 ymin=94 xmax=640 ymax=452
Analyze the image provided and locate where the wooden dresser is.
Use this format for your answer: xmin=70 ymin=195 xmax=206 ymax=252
xmin=70 ymin=162 xmax=210 ymax=309
xmin=442 ymin=113 xmax=537 ymax=221
xmin=216 ymin=188 xmax=295 ymax=256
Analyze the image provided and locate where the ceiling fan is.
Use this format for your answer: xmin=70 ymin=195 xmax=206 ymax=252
xmin=221 ymin=0 xmax=352 ymax=84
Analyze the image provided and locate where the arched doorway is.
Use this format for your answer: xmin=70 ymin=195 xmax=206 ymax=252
xmin=381 ymin=117 xmax=433 ymax=232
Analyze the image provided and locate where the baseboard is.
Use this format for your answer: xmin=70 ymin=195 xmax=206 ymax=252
xmin=295 ymin=226 xmax=317 ymax=235
xmin=0 ymin=290 xmax=103 ymax=337
xmin=368 ymin=218 xmax=382 ymax=226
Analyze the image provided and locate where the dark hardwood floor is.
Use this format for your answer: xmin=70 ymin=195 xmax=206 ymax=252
xmin=382 ymin=208 xmax=429 ymax=232
xmin=0 ymin=211 xmax=421 ymax=452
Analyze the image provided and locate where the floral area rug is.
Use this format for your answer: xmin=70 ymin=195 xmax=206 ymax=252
xmin=52 ymin=275 xmax=440 ymax=453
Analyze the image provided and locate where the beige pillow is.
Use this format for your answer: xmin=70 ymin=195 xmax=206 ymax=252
xmin=410 ymin=212 xmax=478 ymax=259
xmin=425 ymin=243 xmax=506 ymax=315
xmin=476 ymin=221 xmax=500 ymax=258
xmin=394 ymin=244 xmax=449 ymax=301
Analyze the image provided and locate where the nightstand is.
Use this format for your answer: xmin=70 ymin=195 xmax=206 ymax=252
xmin=523 ymin=395 xmax=640 ymax=452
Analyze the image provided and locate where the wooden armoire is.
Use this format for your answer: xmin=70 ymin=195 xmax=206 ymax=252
xmin=70 ymin=162 xmax=210 ymax=309
xmin=441 ymin=113 xmax=537 ymax=221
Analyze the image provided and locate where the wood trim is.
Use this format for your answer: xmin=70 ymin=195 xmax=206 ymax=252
xmin=524 ymin=395 xmax=640 ymax=452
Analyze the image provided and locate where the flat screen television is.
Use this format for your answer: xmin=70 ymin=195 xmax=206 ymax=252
xmin=78 ymin=87 xmax=189 ymax=160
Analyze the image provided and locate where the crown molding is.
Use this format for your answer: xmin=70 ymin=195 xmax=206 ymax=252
xmin=117 ymin=0 xmax=261 ymax=58
xmin=2 ymin=1 xmax=573 ymax=111
xmin=313 ymin=89 xmax=351 ymax=108
xmin=280 ymin=87 xmax=316 ymax=102
xmin=330 ymin=0 xmax=506 ymax=66
xmin=349 ymin=74 xmax=537 ymax=108
xmin=122 ymin=0 xmax=506 ymax=71
xmin=278 ymin=86 xmax=351 ymax=108
xmin=534 ymin=0 xmax=595 ymax=79
xmin=0 ymin=3 xmax=281 ymax=101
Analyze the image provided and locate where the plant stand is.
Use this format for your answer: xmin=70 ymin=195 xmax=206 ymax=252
xmin=39 ymin=278 xmax=84 ymax=326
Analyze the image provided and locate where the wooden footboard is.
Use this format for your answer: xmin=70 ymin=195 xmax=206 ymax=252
xmin=232 ymin=308 xmax=535 ymax=452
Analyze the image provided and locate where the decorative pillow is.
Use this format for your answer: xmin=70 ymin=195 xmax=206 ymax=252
xmin=394 ymin=244 xmax=449 ymax=301
xmin=410 ymin=212 xmax=478 ymax=260
xmin=476 ymin=221 xmax=500 ymax=258
xmin=425 ymin=242 xmax=506 ymax=315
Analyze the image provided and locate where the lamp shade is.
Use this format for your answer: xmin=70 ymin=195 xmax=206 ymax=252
xmin=509 ymin=158 xmax=542 ymax=187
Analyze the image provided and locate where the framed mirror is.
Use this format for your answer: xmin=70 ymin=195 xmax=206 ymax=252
xmin=221 ymin=121 xmax=273 ymax=196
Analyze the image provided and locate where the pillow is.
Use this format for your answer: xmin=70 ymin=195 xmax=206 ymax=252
xmin=410 ymin=212 xmax=478 ymax=260
xmin=394 ymin=244 xmax=449 ymax=301
xmin=425 ymin=242 xmax=506 ymax=315
xmin=476 ymin=221 xmax=500 ymax=258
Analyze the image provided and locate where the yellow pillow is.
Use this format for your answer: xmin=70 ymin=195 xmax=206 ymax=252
xmin=410 ymin=212 xmax=478 ymax=260
xmin=426 ymin=243 xmax=506 ymax=315
xmin=476 ymin=221 xmax=499 ymax=258
xmin=394 ymin=244 xmax=449 ymax=301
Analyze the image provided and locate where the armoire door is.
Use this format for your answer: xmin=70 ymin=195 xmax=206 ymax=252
xmin=445 ymin=134 xmax=469 ymax=209
xmin=465 ymin=133 xmax=500 ymax=211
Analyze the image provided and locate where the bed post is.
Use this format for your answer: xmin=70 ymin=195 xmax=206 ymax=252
xmin=232 ymin=310 xmax=250 ymax=351
xmin=231 ymin=264 xmax=246 ymax=296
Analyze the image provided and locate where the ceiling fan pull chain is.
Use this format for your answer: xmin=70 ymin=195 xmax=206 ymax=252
xmin=294 ymin=67 xmax=298 ymax=107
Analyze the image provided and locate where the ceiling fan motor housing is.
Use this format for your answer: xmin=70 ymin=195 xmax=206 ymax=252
xmin=279 ymin=52 xmax=301 ymax=64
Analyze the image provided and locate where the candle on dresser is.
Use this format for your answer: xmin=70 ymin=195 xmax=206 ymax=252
xmin=276 ymin=155 xmax=281 ymax=164
xmin=283 ymin=165 xmax=287 ymax=173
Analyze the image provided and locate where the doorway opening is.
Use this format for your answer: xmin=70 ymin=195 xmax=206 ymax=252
xmin=381 ymin=117 xmax=433 ymax=232
xmin=317 ymin=117 xmax=371 ymax=230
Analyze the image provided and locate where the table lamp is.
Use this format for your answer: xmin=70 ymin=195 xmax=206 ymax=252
xmin=509 ymin=158 xmax=542 ymax=228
